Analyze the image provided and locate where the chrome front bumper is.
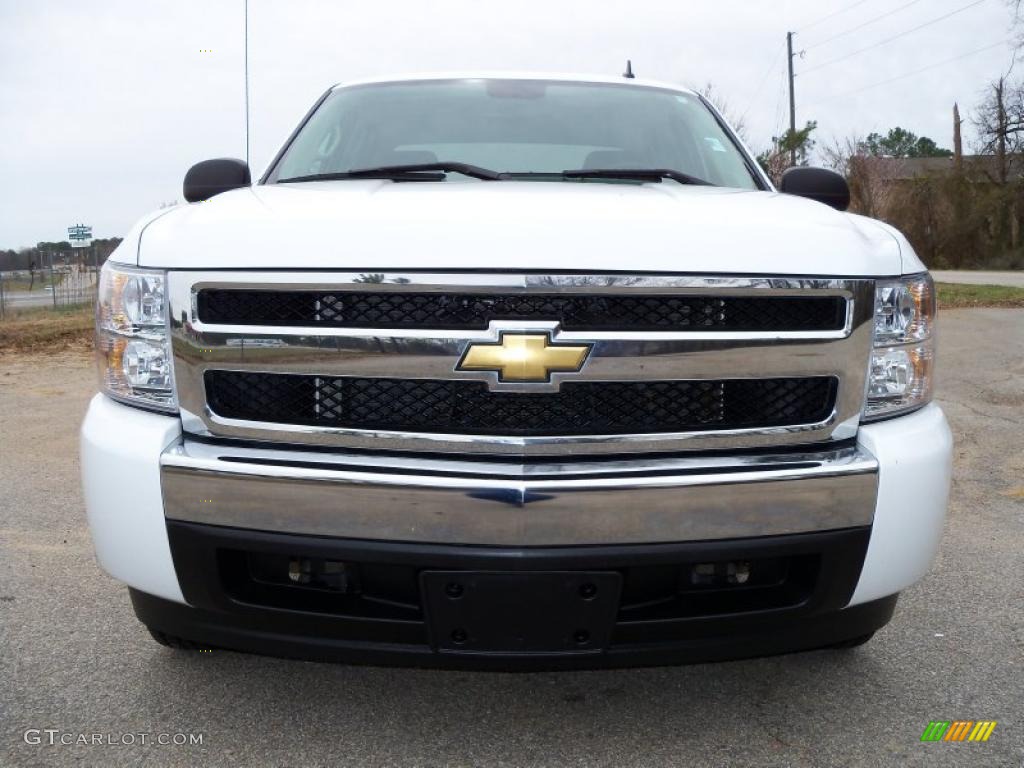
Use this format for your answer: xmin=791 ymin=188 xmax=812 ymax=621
xmin=160 ymin=441 xmax=879 ymax=546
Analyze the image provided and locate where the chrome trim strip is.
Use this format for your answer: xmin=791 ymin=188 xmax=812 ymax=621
xmin=180 ymin=416 xmax=851 ymax=456
xmin=182 ymin=271 xmax=867 ymax=293
xmin=186 ymin=320 xmax=854 ymax=343
xmin=166 ymin=438 xmax=872 ymax=478
xmin=168 ymin=272 xmax=874 ymax=455
xmin=161 ymin=440 xmax=879 ymax=545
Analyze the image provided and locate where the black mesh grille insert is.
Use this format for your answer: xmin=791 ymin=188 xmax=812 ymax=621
xmin=205 ymin=371 xmax=837 ymax=436
xmin=197 ymin=290 xmax=846 ymax=332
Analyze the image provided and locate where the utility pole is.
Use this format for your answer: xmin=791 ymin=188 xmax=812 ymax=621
xmin=953 ymin=103 xmax=963 ymax=175
xmin=787 ymin=31 xmax=797 ymax=166
xmin=49 ymin=252 xmax=57 ymax=310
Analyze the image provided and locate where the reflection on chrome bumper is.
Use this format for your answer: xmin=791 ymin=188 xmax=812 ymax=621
xmin=160 ymin=441 xmax=878 ymax=546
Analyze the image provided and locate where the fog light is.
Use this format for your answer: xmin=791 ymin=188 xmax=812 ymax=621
xmin=287 ymin=557 xmax=350 ymax=591
xmin=691 ymin=561 xmax=752 ymax=587
xmin=727 ymin=561 xmax=751 ymax=584
xmin=691 ymin=563 xmax=716 ymax=585
xmin=288 ymin=558 xmax=312 ymax=584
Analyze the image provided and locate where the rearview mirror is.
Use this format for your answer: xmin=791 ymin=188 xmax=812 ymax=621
xmin=183 ymin=158 xmax=251 ymax=202
xmin=779 ymin=167 xmax=850 ymax=211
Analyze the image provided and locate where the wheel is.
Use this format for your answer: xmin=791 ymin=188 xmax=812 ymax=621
xmin=147 ymin=628 xmax=214 ymax=651
xmin=830 ymin=631 xmax=875 ymax=649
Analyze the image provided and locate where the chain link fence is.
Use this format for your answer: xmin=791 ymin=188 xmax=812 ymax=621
xmin=0 ymin=248 xmax=102 ymax=318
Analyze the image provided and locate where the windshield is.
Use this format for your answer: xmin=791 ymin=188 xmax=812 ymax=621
xmin=268 ymin=79 xmax=761 ymax=189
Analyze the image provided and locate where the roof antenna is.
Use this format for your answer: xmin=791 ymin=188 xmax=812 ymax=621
xmin=623 ymin=60 xmax=635 ymax=79
xmin=244 ymin=0 xmax=250 ymax=167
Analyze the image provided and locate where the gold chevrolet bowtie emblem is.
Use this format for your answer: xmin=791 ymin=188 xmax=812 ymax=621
xmin=457 ymin=333 xmax=591 ymax=382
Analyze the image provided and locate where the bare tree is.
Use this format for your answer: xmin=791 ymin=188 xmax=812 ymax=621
xmin=971 ymin=72 xmax=1024 ymax=250
xmin=1008 ymin=0 xmax=1024 ymax=48
xmin=972 ymin=75 xmax=1024 ymax=184
xmin=820 ymin=135 xmax=892 ymax=218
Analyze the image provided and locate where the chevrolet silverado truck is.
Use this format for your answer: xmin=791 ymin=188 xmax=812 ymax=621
xmin=81 ymin=73 xmax=952 ymax=669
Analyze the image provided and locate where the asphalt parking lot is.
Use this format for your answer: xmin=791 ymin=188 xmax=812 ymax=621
xmin=1 ymin=308 xmax=1022 ymax=768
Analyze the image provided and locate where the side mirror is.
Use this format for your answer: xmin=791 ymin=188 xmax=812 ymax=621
xmin=183 ymin=158 xmax=251 ymax=203
xmin=779 ymin=167 xmax=850 ymax=211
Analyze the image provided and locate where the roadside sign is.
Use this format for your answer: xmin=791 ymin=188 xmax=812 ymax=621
xmin=68 ymin=224 xmax=92 ymax=248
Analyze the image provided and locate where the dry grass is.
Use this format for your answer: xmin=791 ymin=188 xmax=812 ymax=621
xmin=937 ymin=282 xmax=1024 ymax=309
xmin=0 ymin=304 xmax=94 ymax=353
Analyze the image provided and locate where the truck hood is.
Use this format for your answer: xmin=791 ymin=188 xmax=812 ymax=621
xmin=135 ymin=181 xmax=904 ymax=275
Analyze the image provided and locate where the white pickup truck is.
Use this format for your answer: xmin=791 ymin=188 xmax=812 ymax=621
xmin=81 ymin=73 xmax=952 ymax=669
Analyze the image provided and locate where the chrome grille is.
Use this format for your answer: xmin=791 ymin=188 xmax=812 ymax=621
xmin=168 ymin=272 xmax=875 ymax=456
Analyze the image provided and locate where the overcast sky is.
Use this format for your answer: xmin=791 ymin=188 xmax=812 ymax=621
xmin=0 ymin=0 xmax=1015 ymax=248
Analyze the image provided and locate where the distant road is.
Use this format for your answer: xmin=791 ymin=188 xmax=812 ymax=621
xmin=931 ymin=270 xmax=1024 ymax=287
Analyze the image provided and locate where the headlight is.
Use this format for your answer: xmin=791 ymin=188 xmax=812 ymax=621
xmin=95 ymin=262 xmax=177 ymax=412
xmin=863 ymin=274 xmax=935 ymax=421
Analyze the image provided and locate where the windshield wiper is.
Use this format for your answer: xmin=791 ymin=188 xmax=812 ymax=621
xmin=278 ymin=162 xmax=503 ymax=183
xmin=559 ymin=168 xmax=715 ymax=186
xmin=278 ymin=164 xmax=713 ymax=186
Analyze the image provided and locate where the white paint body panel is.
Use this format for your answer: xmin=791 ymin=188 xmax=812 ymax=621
xmin=849 ymin=403 xmax=953 ymax=605
xmin=80 ymin=394 xmax=186 ymax=604
xmin=135 ymin=182 xmax=907 ymax=276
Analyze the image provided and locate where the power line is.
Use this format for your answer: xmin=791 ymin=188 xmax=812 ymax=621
xmin=740 ymin=42 xmax=786 ymax=122
xmin=773 ymin=64 xmax=789 ymax=137
xmin=787 ymin=32 xmax=797 ymax=162
xmin=796 ymin=0 xmax=874 ymax=32
xmin=803 ymin=0 xmax=925 ymax=51
xmin=798 ymin=0 xmax=987 ymax=76
xmin=803 ymin=40 xmax=1008 ymax=106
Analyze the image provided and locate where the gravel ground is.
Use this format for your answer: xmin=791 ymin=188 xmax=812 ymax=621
xmin=1 ymin=309 xmax=1022 ymax=768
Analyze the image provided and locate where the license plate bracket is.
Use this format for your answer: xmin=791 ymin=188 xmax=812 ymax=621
xmin=421 ymin=570 xmax=621 ymax=655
